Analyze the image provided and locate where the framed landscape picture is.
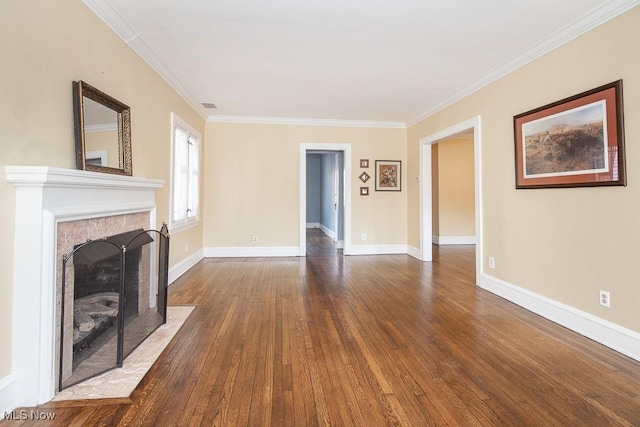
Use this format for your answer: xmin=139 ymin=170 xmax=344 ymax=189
xmin=375 ymin=160 xmax=401 ymax=191
xmin=513 ymin=80 xmax=625 ymax=189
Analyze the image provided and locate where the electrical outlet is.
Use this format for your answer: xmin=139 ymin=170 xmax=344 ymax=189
xmin=599 ymin=290 xmax=610 ymax=307
xmin=252 ymin=236 xmax=258 ymax=243
xmin=185 ymin=242 xmax=189 ymax=252
xmin=361 ymin=233 xmax=367 ymax=241
xmin=488 ymin=257 xmax=495 ymax=269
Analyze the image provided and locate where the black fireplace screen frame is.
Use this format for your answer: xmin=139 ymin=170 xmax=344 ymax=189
xmin=59 ymin=223 xmax=170 ymax=391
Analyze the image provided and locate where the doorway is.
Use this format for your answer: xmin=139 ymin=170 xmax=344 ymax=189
xmin=299 ymin=143 xmax=352 ymax=256
xmin=305 ymin=151 xmax=344 ymax=254
xmin=420 ymin=116 xmax=482 ymax=284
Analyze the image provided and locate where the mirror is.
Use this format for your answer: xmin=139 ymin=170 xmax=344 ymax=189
xmin=73 ymin=81 xmax=132 ymax=175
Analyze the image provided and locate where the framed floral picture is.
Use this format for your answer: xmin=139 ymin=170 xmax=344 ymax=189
xmin=375 ymin=160 xmax=401 ymax=191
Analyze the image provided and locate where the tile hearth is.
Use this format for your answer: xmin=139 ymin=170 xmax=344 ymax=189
xmin=53 ymin=306 xmax=194 ymax=401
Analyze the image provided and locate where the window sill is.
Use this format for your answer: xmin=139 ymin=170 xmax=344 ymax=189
xmin=168 ymin=219 xmax=201 ymax=235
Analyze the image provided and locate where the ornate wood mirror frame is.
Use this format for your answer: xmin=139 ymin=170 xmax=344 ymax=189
xmin=73 ymin=80 xmax=132 ymax=175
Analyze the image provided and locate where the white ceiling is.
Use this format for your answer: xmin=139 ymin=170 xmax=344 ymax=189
xmin=85 ymin=0 xmax=638 ymax=126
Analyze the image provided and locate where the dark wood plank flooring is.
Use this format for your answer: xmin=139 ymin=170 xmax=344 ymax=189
xmin=305 ymin=228 xmax=341 ymax=257
xmin=6 ymin=231 xmax=640 ymax=425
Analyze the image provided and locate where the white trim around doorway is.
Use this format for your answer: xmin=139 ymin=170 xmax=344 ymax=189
xmin=300 ymin=143 xmax=352 ymax=256
xmin=419 ymin=116 xmax=483 ymax=285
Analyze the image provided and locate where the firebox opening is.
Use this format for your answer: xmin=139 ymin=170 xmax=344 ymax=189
xmin=59 ymin=227 xmax=169 ymax=390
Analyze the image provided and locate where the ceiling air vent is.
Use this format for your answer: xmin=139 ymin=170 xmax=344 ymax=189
xmin=202 ymin=102 xmax=217 ymax=109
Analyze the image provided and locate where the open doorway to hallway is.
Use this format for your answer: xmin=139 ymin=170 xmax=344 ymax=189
xmin=305 ymin=151 xmax=344 ymax=255
xmin=299 ymin=143 xmax=352 ymax=257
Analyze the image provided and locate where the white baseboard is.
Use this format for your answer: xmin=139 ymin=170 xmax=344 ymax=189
xmin=168 ymin=249 xmax=204 ymax=285
xmin=433 ymin=235 xmax=476 ymax=245
xmin=406 ymin=246 xmax=421 ymax=260
xmin=478 ymin=273 xmax=640 ymax=362
xmin=0 ymin=375 xmax=16 ymax=418
xmin=346 ymin=244 xmax=408 ymax=256
xmin=319 ymin=224 xmax=336 ymax=241
xmin=204 ymin=246 xmax=300 ymax=258
xmin=306 ymin=222 xmax=320 ymax=229
xmin=336 ymin=240 xmax=344 ymax=249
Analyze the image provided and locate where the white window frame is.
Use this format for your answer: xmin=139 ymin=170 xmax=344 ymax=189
xmin=170 ymin=113 xmax=201 ymax=232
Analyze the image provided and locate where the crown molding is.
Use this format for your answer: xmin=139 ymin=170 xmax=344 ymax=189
xmin=82 ymin=0 xmax=403 ymax=128
xmin=81 ymin=0 xmax=209 ymax=120
xmin=82 ymin=0 xmax=639 ymax=128
xmin=206 ymin=115 xmax=406 ymax=129
xmin=406 ymin=0 xmax=640 ymax=127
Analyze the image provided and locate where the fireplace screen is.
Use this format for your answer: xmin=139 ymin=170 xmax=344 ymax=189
xmin=59 ymin=224 xmax=169 ymax=390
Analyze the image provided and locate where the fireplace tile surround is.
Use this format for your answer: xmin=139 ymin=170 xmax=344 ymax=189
xmin=57 ymin=213 xmax=152 ymax=390
xmin=5 ymin=166 xmax=164 ymax=407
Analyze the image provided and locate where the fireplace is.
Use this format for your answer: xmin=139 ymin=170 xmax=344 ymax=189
xmin=6 ymin=166 xmax=165 ymax=407
xmin=58 ymin=227 xmax=168 ymax=390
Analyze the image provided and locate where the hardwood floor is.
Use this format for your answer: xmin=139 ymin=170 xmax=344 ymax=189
xmin=7 ymin=232 xmax=640 ymax=425
xmin=305 ymin=228 xmax=341 ymax=257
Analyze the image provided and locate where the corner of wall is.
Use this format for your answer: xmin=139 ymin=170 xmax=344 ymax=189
xmin=406 ymin=246 xmax=421 ymax=260
xmin=0 ymin=374 xmax=16 ymax=418
xmin=168 ymin=249 xmax=204 ymax=285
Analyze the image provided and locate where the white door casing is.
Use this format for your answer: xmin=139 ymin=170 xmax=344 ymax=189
xmin=419 ymin=116 xmax=482 ymax=285
xmin=300 ymin=143 xmax=352 ymax=255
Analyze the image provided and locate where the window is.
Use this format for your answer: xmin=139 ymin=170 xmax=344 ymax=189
xmin=170 ymin=113 xmax=200 ymax=230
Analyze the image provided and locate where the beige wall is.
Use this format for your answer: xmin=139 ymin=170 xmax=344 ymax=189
xmin=0 ymin=0 xmax=205 ymax=378
xmin=408 ymin=7 xmax=640 ymax=332
xmin=433 ymin=137 xmax=475 ymax=238
xmin=204 ymin=123 xmax=407 ymax=248
xmin=85 ymin=130 xmax=119 ymax=168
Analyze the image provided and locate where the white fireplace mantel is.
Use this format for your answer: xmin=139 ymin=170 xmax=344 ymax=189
xmin=5 ymin=166 xmax=164 ymax=408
